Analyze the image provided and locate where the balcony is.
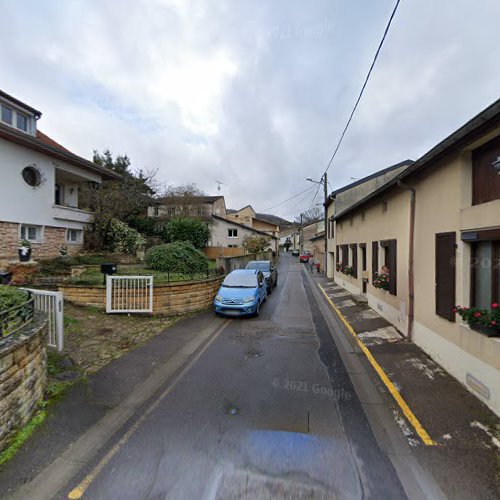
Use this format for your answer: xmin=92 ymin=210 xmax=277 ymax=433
xmin=52 ymin=204 xmax=93 ymax=224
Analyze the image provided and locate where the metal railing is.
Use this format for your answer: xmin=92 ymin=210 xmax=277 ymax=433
xmin=0 ymin=295 xmax=35 ymax=339
xmin=157 ymin=267 xmax=225 ymax=284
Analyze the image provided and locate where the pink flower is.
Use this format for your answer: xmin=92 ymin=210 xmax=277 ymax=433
xmin=473 ymin=312 xmax=482 ymax=318
xmin=491 ymin=321 xmax=497 ymax=326
xmin=452 ymin=308 xmax=457 ymax=313
xmin=492 ymin=303 xmax=499 ymax=309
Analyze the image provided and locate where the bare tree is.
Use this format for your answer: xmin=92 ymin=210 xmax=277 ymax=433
xmin=295 ymin=206 xmax=323 ymax=225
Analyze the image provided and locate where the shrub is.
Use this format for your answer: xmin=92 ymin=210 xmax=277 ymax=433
xmin=0 ymin=286 xmax=29 ymax=312
xmin=242 ymin=235 xmax=270 ymax=254
xmin=108 ymin=219 xmax=146 ymax=254
xmin=145 ymin=241 xmax=208 ymax=273
xmin=162 ymin=218 xmax=210 ymax=249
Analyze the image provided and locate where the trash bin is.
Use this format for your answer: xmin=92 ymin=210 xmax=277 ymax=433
xmin=0 ymin=272 xmax=12 ymax=285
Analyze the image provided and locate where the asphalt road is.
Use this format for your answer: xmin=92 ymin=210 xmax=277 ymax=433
xmin=60 ymin=254 xmax=409 ymax=499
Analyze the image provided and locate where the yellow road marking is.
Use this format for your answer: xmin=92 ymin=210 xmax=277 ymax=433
xmin=67 ymin=319 xmax=231 ymax=499
xmin=318 ymin=284 xmax=436 ymax=446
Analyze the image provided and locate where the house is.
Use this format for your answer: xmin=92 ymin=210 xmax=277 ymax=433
xmin=325 ymin=159 xmax=414 ymax=278
xmin=227 ymin=205 xmax=280 ymax=238
xmin=148 ymin=195 xmax=227 ymax=227
xmin=331 ymin=98 xmax=500 ymax=415
xmin=279 ymin=227 xmax=299 ymax=251
xmin=299 ymin=219 xmax=325 ymax=265
xmin=207 ymin=215 xmax=279 ymax=258
xmin=0 ymin=90 xmax=119 ymax=262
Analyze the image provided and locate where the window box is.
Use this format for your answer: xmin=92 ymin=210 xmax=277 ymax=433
xmin=454 ymin=305 xmax=500 ymax=337
xmin=373 ymin=272 xmax=390 ymax=291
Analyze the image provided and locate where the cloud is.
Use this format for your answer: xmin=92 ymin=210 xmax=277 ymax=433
xmin=0 ymin=0 xmax=499 ymax=219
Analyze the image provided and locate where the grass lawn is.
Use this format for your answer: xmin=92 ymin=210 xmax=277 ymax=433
xmin=68 ymin=261 xmax=218 ymax=286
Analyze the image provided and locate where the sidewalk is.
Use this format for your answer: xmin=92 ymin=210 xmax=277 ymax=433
xmin=0 ymin=311 xmax=224 ymax=498
xmin=315 ymin=275 xmax=500 ymax=499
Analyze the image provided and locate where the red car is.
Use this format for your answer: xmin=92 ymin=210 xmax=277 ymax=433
xmin=299 ymin=251 xmax=312 ymax=263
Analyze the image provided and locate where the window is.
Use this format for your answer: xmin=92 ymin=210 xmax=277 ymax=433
xmin=20 ymin=224 xmax=42 ymax=242
xmin=55 ymin=184 xmax=64 ymax=205
xmin=382 ymin=201 xmax=388 ymax=213
xmin=336 ymin=245 xmax=339 ymax=263
xmin=22 ymin=166 xmax=42 ymax=187
xmin=66 ymin=229 xmax=83 ymax=243
xmin=436 ymin=232 xmax=457 ymax=321
xmin=228 ymin=244 xmax=238 ymax=248
xmin=16 ymin=113 xmax=28 ymax=132
xmin=153 ymin=205 xmax=159 ymax=216
xmin=341 ymin=245 xmax=348 ymax=265
xmin=380 ymin=239 xmax=397 ymax=295
xmin=472 ymin=135 xmax=500 ymax=205
xmin=361 ymin=211 xmax=365 ymax=222
xmin=1 ymin=105 xmax=12 ymax=125
xmin=167 ymin=207 xmax=176 ymax=216
xmin=228 ymin=229 xmax=238 ymax=238
xmin=471 ymin=240 xmax=500 ymax=309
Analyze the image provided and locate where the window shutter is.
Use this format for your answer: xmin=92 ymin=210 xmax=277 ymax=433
xmin=336 ymin=245 xmax=339 ymax=263
xmin=372 ymin=241 xmax=378 ymax=283
xmin=435 ymin=232 xmax=456 ymax=321
xmin=388 ymin=239 xmax=397 ymax=295
xmin=350 ymin=244 xmax=358 ymax=278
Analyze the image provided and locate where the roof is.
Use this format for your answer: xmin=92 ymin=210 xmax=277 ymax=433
xmin=212 ymin=214 xmax=278 ymax=239
xmin=0 ymin=123 xmax=120 ymax=180
xmin=232 ymin=204 xmax=255 ymax=214
xmin=0 ymin=89 xmax=42 ymax=118
xmin=253 ymin=217 xmax=279 ymax=227
xmin=334 ymin=98 xmax=500 ymax=221
xmin=154 ymin=195 xmax=223 ymax=205
xmin=325 ymin=159 xmax=413 ymax=207
xmin=309 ymin=232 xmax=325 ymax=241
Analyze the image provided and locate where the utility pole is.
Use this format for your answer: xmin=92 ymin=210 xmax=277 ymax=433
xmin=323 ymin=172 xmax=328 ymax=277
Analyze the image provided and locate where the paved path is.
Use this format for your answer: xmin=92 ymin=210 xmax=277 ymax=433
xmin=8 ymin=254 xmax=447 ymax=499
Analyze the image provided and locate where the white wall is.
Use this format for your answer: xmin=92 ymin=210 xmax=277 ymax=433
xmin=0 ymin=139 xmax=99 ymax=229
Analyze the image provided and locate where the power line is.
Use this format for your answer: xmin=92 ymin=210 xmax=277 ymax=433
xmin=262 ymin=184 xmax=316 ymax=212
xmin=276 ymin=188 xmax=321 ymax=217
xmin=323 ymin=0 xmax=402 ymax=176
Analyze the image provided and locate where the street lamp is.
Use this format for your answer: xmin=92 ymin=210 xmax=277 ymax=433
xmin=305 ymin=174 xmax=328 ymax=276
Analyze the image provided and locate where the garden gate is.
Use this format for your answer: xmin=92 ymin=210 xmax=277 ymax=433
xmin=106 ymin=275 xmax=153 ymax=314
xmin=23 ymin=288 xmax=64 ymax=351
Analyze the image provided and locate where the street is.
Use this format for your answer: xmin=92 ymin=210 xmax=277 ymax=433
xmin=48 ymin=253 xmax=432 ymax=500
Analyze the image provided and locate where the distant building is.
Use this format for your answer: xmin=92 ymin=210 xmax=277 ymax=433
xmin=0 ymin=89 xmax=119 ymax=262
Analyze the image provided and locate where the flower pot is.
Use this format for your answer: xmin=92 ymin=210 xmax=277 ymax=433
xmin=18 ymin=247 xmax=32 ymax=262
xmin=472 ymin=324 xmax=500 ymax=337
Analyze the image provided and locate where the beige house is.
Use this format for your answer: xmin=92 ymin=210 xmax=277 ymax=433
xmin=332 ymin=99 xmax=500 ymax=415
xmin=325 ymin=159 xmax=413 ymax=278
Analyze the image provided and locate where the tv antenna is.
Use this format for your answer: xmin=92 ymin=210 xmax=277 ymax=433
xmin=215 ymin=180 xmax=226 ymax=194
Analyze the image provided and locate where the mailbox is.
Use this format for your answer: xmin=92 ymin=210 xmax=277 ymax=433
xmin=100 ymin=263 xmax=117 ymax=275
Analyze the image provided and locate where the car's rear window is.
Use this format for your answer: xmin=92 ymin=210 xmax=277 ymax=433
xmin=246 ymin=261 xmax=270 ymax=271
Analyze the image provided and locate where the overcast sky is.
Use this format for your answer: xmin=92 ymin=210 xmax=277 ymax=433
xmin=1 ymin=0 xmax=499 ymax=219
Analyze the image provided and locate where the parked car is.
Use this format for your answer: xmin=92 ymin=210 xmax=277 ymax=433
xmin=214 ymin=269 xmax=267 ymax=317
xmin=245 ymin=260 xmax=278 ymax=292
xmin=299 ymin=251 xmax=313 ymax=263
xmin=291 ymin=249 xmax=299 ymax=256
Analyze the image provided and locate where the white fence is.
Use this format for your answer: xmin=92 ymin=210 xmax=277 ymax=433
xmin=23 ymin=289 xmax=64 ymax=351
xmin=106 ymin=276 xmax=153 ymax=314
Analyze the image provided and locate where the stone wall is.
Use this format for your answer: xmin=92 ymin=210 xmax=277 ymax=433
xmin=0 ymin=221 xmax=83 ymax=262
xmin=216 ymin=251 xmax=274 ymax=274
xmin=0 ymin=314 xmax=48 ymax=453
xmin=60 ymin=275 xmax=225 ymax=315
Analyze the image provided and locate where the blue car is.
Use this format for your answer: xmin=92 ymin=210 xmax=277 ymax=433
xmin=214 ymin=269 xmax=267 ymax=317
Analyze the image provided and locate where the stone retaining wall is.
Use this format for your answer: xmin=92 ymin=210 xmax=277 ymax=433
xmin=0 ymin=314 xmax=48 ymax=453
xmin=60 ymin=276 xmax=225 ymax=315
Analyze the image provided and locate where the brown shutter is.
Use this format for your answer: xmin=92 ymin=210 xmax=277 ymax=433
xmin=336 ymin=245 xmax=339 ymax=263
xmin=350 ymin=244 xmax=358 ymax=278
xmin=435 ymin=232 xmax=456 ymax=321
xmin=388 ymin=239 xmax=397 ymax=295
xmin=372 ymin=241 xmax=379 ymax=283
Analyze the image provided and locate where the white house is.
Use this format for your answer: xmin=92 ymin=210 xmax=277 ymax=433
xmin=0 ymin=90 xmax=119 ymax=261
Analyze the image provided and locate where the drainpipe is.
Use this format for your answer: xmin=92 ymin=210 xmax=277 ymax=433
xmin=397 ymin=180 xmax=415 ymax=342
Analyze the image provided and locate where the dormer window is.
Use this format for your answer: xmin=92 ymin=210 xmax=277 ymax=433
xmin=16 ymin=113 xmax=28 ymax=132
xmin=1 ymin=105 xmax=13 ymax=125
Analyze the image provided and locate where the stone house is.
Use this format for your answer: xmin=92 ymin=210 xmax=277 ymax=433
xmin=0 ymin=90 xmax=119 ymax=262
xmin=331 ymin=98 xmax=500 ymax=415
